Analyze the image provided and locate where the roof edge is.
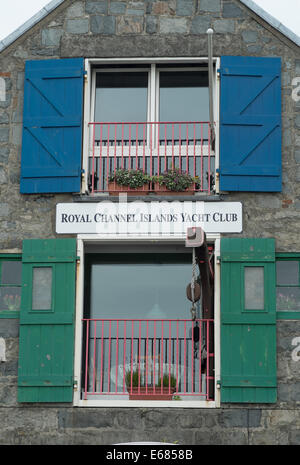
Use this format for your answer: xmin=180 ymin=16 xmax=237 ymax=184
xmin=240 ymin=0 xmax=300 ymax=46
xmin=0 ymin=0 xmax=65 ymax=53
xmin=0 ymin=0 xmax=299 ymax=54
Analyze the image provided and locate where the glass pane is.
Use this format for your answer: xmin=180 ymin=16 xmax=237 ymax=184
xmin=244 ymin=267 xmax=264 ymax=310
xmin=94 ymin=72 xmax=148 ymax=141
xmin=0 ymin=287 xmax=21 ymax=311
xmin=1 ymin=261 xmax=22 ymax=285
xmin=89 ymin=255 xmax=196 ymax=321
xmin=159 ymin=71 xmax=209 ymax=141
xmin=276 ymin=287 xmax=300 ymax=311
xmin=32 ymin=267 xmax=52 ymax=310
xmin=276 ymin=261 xmax=299 ymax=285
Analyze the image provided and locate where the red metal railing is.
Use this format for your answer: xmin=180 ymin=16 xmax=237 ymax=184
xmin=82 ymin=318 xmax=214 ymax=401
xmin=88 ymin=121 xmax=215 ymax=194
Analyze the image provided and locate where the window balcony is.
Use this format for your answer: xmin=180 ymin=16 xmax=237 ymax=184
xmin=82 ymin=318 xmax=214 ymax=401
xmin=88 ymin=121 xmax=215 ymax=195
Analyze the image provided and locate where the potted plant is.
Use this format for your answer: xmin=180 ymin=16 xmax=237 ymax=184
xmin=108 ymin=168 xmax=151 ymax=195
xmin=153 ymin=168 xmax=195 ymax=194
xmin=125 ymin=368 xmax=176 ymax=400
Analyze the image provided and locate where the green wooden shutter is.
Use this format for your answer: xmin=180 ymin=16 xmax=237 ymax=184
xmin=220 ymin=238 xmax=277 ymax=403
xmin=18 ymin=239 xmax=77 ymax=403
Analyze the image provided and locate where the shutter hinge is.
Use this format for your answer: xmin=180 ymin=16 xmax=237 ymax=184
xmin=216 ymin=256 xmax=221 ymax=264
xmin=216 ymin=380 xmax=221 ymax=389
xmin=73 ymin=380 xmax=78 ymax=391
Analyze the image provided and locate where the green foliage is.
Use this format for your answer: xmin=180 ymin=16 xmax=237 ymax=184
xmin=125 ymin=369 xmax=176 ymax=388
xmin=157 ymin=373 xmax=176 ymax=388
xmin=125 ymin=369 xmax=141 ymax=387
xmin=155 ymin=168 xmax=194 ymax=192
xmin=109 ymin=169 xmax=150 ymax=189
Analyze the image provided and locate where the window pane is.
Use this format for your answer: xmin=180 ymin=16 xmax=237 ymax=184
xmin=1 ymin=261 xmax=22 ymax=285
xmin=0 ymin=287 xmax=21 ymax=311
xmin=276 ymin=287 xmax=300 ymax=311
xmin=244 ymin=267 xmax=264 ymax=310
xmin=32 ymin=267 xmax=52 ymax=310
xmin=276 ymin=261 xmax=299 ymax=285
xmin=89 ymin=255 xmax=194 ymax=320
xmin=159 ymin=71 xmax=209 ymax=141
xmin=95 ymin=72 xmax=148 ymax=140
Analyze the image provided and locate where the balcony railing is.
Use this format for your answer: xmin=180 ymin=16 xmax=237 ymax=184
xmin=88 ymin=121 xmax=215 ymax=194
xmin=82 ymin=318 xmax=214 ymax=401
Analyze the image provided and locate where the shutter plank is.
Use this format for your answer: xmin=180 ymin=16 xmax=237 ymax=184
xmin=18 ymin=239 xmax=76 ymax=403
xmin=20 ymin=58 xmax=84 ymax=194
xmin=220 ymin=238 xmax=277 ymax=403
xmin=219 ymin=56 xmax=281 ymax=192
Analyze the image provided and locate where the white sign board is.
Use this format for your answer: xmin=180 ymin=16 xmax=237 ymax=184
xmin=56 ymin=201 xmax=242 ymax=235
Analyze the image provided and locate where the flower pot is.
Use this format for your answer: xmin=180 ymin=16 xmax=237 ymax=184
xmin=153 ymin=182 xmax=194 ymax=195
xmin=127 ymin=386 xmax=176 ymax=400
xmin=108 ymin=182 xmax=150 ymax=196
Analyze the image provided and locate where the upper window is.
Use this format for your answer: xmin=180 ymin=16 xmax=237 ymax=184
xmin=93 ymin=64 xmax=209 ymax=126
xmin=0 ymin=255 xmax=22 ymax=318
xmin=88 ymin=62 xmax=214 ymax=194
xmin=276 ymin=255 xmax=300 ymax=319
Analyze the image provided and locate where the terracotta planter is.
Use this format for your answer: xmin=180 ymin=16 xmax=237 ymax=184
xmin=108 ymin=182 xmax=150 ymax=196
xmin=127 ymin=386 xmax=176 ymax=400
xmin=153 ymin=182 xmax=194 ymax=195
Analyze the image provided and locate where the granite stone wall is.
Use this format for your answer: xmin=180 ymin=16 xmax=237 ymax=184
xmin=0 ymin=0 xmax=300 ymax=445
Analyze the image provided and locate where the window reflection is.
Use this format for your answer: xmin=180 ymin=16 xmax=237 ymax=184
xmin=244 ymin=266 xmax=264 ymax=310
xmin=89 ymin=255 xmax=197 ymax=320
xmin=94 ymin=72 xmax=148 ymax=141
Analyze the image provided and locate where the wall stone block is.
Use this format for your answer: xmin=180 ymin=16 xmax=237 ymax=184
xmin=222 ymin=1 xmax=246 ymax=18
xmin=176 ymin=0 xmax=195 ymax=16
xmin=242 ymin=30 xmax=258 ymax=43
xmin=66 ymin=18 xmax=89 ymax=34
xmin=213 ymin=19 xmax=235 ymax=33
xmin=199 ymin=0 xmax=221 ymax=13
xmin=91 ymin=15 xmax=116 ymax=34
xmin=117 ymin=16 xmax=143 ymax=34
xmin=0 ymin=127 xmax=9 ymax=143
xmin=109 ymin=2 xmax=127 ymax=15
xmin=159 ymin=17 xmax=188 ymax=34
xmin=190 ymin=15 xmax=211 ymax=34
xmin=86 ymin=0 xmax=108 ymax=14
xmin=42 ymin=28 xmax=64 ymax=46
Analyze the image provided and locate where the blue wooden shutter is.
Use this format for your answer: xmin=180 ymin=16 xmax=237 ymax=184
xmin=18 ymin=239 xmax=77 ymax=402
xmin=219 ymin=56 xmax=281 ymax=192
xmin=220 ymin=238 xmax=277 ymax=403
xmin=20 ymin=58 xmax=84 ymax=194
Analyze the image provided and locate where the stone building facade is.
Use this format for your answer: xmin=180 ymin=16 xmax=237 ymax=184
xmin=0 ymin=0 xmax=300 ymax=445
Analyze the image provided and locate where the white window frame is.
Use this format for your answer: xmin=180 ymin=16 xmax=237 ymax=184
xmin=73 ymin=234 xmax=221 ymax=408
xmin=82 ymin=57 xmax=220 ymax=194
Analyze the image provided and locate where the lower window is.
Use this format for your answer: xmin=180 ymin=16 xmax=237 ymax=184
xmin=276 ymin=254 xmax=300 ymax=319
xmin=0 ymin=254 xmax=22 ymax=318
xmin=81 ymin=244 xmax=215 ymax=403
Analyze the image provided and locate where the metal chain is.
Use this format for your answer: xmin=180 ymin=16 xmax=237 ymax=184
xmin=190 ymin=247 xmax=197 ymax=320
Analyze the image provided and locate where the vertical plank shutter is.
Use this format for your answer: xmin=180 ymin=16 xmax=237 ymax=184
xmin=18 ymin=239 xmax=77 ymax=403
xmin=220 ymin=238 xmax=277 ymax=403
xmin=219 ymin=56 xmax=281 ymax=192
xmin=20 ymin=58 xmax=84 ymax=194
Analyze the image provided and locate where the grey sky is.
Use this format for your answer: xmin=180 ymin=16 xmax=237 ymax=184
xmin=0 ymin=0 xmax=299 ymax=41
